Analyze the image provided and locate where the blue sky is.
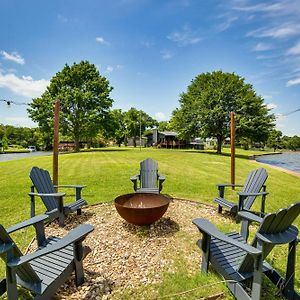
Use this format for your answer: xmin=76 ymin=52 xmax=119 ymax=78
xmin=0 ymin=0 xmax=300 ymax=135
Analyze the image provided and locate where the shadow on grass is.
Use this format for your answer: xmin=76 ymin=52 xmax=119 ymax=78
xmin=122 ymin=217 xmax=180 ymax=238
xmin=183 ymin=150 xmax=252 ymax=160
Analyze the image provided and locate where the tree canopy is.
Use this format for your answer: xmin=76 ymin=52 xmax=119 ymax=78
xmin=171 ymin=71 xmax=275 ymax=153
xmin=124 ymin=108 xmax=158 ymax=147
xmin=28 ymin=61 xmax=113 ymax=151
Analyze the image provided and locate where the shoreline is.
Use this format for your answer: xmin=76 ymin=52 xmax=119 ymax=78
xmin=253 ymin=160 xmax=300 ymax=178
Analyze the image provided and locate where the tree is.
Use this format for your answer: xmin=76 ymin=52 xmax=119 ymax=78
xmin=267 ymin=129 xmax=282 ymax=151
xmin=171 ymin=71 xmax=275 ymax=154
xmin=28 ymin=61 xmax=114 ymax=152
xmin=106 ymin=109 xmax=126 ymax=147
xmin=124 ymin=108 xmax=158 ymax=147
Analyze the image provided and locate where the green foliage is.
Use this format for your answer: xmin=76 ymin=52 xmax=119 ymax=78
xmin=28 ymin=60 xmax=114 ymax=151
xmin=157 ymin=120 xmax=172 ymax=131
xmin=282 ymin=135 xmax=300 ymax=150
xmin=1 ymin=134 xmax=8 ymax=150
xmin=171 ymin=71 xmax=275 ymax=153
xmin=124 ymin=108 xmax=158 ymax=147
xmin=106 ymin=109 xmax=126 ymax=146
xmin=267 ymin=129 xmax=283 ymax=151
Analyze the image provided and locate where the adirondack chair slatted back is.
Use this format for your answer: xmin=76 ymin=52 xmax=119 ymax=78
xmin=140 ymin=158 xmax=158 ymax=189
xmin=238 ymin=202 xmax=300 ymax=273
xmin=241 ymin=168 xmax=268 ymax=210
xmin=0 ymin=225 xmax=40 ymax=283
xmin=30 ymin=167 xmax=57 ymax=212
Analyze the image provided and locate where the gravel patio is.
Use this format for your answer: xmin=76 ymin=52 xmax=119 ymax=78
xmin=28 ymin=199 xmax=234 ymax=300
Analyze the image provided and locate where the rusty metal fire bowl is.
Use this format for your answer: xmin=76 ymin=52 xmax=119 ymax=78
xmin=114 ymin=193 xmax=171 ymax=225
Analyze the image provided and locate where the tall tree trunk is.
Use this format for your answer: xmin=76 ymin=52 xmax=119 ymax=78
xmin=133 ymin=136 xmax=137 ymax=147
xmin=74 ymin=136 xmax=80 ymax=152
xmin=216 ymin=135 xmax=223 ymax=154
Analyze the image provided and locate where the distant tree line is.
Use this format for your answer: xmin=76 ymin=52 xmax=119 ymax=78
xmin=2 ymin=62 xmax=296 ymax=154
xmin=0 ymin=125 xmax=44 ymax=150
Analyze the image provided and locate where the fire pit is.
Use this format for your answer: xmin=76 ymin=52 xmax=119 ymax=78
xmin=114 ymin=193 xmax=171 ymax=225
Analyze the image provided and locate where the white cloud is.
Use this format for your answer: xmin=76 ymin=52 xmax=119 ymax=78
xmin=155 ymin=112 xmax=168 ymax=121
xmin=57 ymin=14 xmax=68 ymax=23
xmin=4 ymin=117 xmax=36 ymax=128
xmin=215 ymin=15 xmax=239 ymax=32
xmin=167 ymin=25 xmax=202 ymax=46
xmin=286 ymin=77 xmax=300 ymax=86
xmin=287 ymin=41 xmax=300 ymax=55
xmin=161 ymin=49 xmax=173 ymax=60
xmin=0 ymin=51 xmax=25 ymax=65
xmin=253 ymin=42 xmax=273 ymax=51
xmin=266 ymin=102 xmax=277 ymax=109
xmin=95 ymin=36 xmax=109 ymax=45
xmin=247 ymin=23 xmax=300 ymax=39
xmin=105 ymin=65 xmax=114 ymax=73
xmin=0 ymin=72 xmax=49 ymax=97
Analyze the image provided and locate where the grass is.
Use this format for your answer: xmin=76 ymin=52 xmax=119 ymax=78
xmin=0 ymin=147 xmax=299 ymax=299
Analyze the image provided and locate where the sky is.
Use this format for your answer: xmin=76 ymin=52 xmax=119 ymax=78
xmin=0 ymin=0 xmax=300 ymax=136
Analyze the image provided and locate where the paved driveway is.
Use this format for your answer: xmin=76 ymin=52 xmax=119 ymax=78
xmin=0 ymin=151 xmax=52 ymax=162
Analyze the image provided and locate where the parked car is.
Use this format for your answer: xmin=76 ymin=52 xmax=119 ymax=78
xmin=27 ymin=146 xmax=36 ymax=152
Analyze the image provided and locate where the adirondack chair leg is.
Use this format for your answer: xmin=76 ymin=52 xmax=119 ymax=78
xmin=75 ymin=187 xmax=83 ymax=201
xmin=30 ymin=186 xmax=36 ymax=217
xmin=200 ymin=233 xmax=210 ymax=273
xmin=217 ymin=186 xmax=225 ymax=214
xmin=77 ymin=209 xmax=82 ymax=216
xmin=0 ymin=279 xmax=6 ymax=296
xmin=6 ymin=267 xmax=18 ymax=300
xmin=33 ymin=221 xmax=46 ymax=247
xmin=251 ymin=241 xmax=263 ymax=300
xmin=240 ymin=220 xmax=250 ymax=242
xmin=74 ymin=240 xmax=84 ymax=286
xmin=260 ymin=186 xmax=267 ymax=217
xmin=58 ymin=196 xmax=65 ymax=227
xmin=283 ymin=240 xmax=296 ymax=299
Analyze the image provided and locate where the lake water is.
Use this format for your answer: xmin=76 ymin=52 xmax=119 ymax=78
xmin=0 ymin=151 xmax=52 ymax=162
xmin=255 ymin=152 xmax=300 ymax=174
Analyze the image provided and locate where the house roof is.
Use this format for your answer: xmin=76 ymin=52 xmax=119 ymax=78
xmin=160 ymin=131 xmax=178 ymax=136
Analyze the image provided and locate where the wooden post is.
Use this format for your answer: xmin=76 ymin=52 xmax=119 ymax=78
xmin=53 ymin=100 xmax=60 ymax=188
xmin=230 ymin=112 xmax=236 ymax=190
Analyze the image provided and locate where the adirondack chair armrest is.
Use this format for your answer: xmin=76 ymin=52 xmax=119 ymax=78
xmin=130 ymin=174 xmax=140 ymax=182
xmin=158 ymin=174 xmax=166 ymax=182
xmin=130 ymin=174 xmax=140 ymax=191
xmin=192 ymin=218 xmax=261 ymax=256
xmin=8 ymin=224 xmax=94 ymax=267
xmin=238 ymin=191 xmax=268 ymax=212
xmin=237 ymin=211 xmax=263 ymax=224
xmin=216 ymin=184 xmax=243 ymax=198
xmin=28 ymin=192 xmax=66 ymax=197
xmin=6 ymin=215 xmax=48 ymax=234
xmin=54 ymin=185 xmax=87 ymax=200
xmin=216 ymin=184 xmax=243 ymax=188
xmin=54 ymin=185 xmax=86 ymax=189
xmin=237 ymin=191 xmax=268 ymax=197
xmin=256 ymin=225 xmax=299 ymax=245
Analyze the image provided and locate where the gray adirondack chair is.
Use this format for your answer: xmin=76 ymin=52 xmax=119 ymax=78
xmin=193 ymin=202 xmax=300 ymax=300
xmin=0 ymin=214 xmax=93 ymax=299
xmin=29 ymin=166 xmax=88 ymax=227
xmin=130 ymin=158 xmax=166 ymax=193
xmin=214 ymin=168 xmax=268 ymax=216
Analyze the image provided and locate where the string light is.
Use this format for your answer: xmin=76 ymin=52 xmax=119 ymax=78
xmin=0 ymin=98 xmax=28 ymax=106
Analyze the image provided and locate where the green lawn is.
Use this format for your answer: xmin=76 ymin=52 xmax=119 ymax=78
xmin=0 ymin=147 xmax=299 ymax=299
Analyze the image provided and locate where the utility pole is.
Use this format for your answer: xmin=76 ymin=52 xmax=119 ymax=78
xmin=139 ymin=110 xmax=142 ymax=151
xmin=53 ymin=100 xmax=60 ymax=189
xmin=230 ymin=112 xmax=236 ymax=189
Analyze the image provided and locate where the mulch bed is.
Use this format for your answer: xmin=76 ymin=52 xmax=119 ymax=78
xmin=28 ymin=199 xmax=234 ymax=299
